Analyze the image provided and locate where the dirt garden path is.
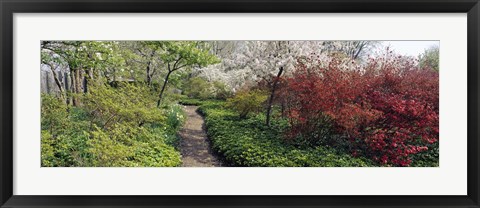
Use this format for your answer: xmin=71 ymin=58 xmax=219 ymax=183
xmin=178 ymin=105 xmax=223 ymax=167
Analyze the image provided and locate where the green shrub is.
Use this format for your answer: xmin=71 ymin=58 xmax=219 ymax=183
xmin=226 ymin=89 xmax=268 ymax=118
xmin=41 ymin=94 xmax=70 ymax=134
xmin=165 ymin=93 xmax=188 ymax=103
xmin=178 ymin=98 xmax=205 ymax=106
xmin=179 ymin=97 xmax=225 ymax=107
xmin=41 ymin=94 xmax=92 ymax=167
xmin=212 ymin=81 xmax=233 ymax=100
xmin=182 ymin=77 xmax=232 ymax=100
xmin=56 ymin=131 xmax=91 ymax=166
xmin=41 ymin=131 xmax=56 ymax=167
xmin=182 ymin=77 xmax=214 ymax=100
xmin=41 ymin=83 xmax=182 ymax=167
xmin=41 ymin=128 xmax=91 ymax=167
xmin=87 ymin=123 xmax=181 ymax=167
xmin=199 ymin=103 xmax=373 ymax=167
xmin=83 ymin=83 xmax=165 ymax=128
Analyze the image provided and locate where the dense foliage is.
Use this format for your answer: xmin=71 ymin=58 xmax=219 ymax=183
xmin=282 ymin=55 xmax=439 ymax=166
xmin=418 ymin=46 xmax=440 ymax=72
xmin=198 ymin=101 xmax=373 ymax=167
xmin=182 ymin=77 xmax=233 ymax=100
xmin=226 ymin=89 xmax=268 ymax=118
xmin=41 ymin=83 xmax=184 ymax=167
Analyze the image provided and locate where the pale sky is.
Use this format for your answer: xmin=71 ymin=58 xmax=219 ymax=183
xmin=378 ymin=41 xmax=439 ymax=57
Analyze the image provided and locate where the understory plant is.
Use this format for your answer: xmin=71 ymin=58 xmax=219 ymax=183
xmin=199 ymin=102 xmax=373 ymax=167
xmin=41 ymin=82 xmax=182 ymax=167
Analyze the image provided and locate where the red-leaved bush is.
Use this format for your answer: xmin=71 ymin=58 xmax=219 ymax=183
xmin=283 ymin=54 xmax=439 ymax=166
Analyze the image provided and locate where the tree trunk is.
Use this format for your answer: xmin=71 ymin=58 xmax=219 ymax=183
xmin=64 ymin=71 xmax=70 ymax=105
xmin=89 ymin=68 xmax=94 ymax=82
xmin=76 ymin=69 xmax=83 ymax=106
xmin=157 ymin=71 xmax=172 ymax=108
xmin=266 ymin=66 xmax=284 ymax=126
xmin=146 ymin=51 xmax=155 ymax=86
xmin=70 ymin=68 xmax=83 ymax=106
xmin=353 ymin=43 xmax=366 ymax=60
xmin=146 ymin=61 xmax=152 ymax=86
xmin=83 ymin=69 xmax=89 ymax=93
xmin=70 ymin=70 xmax=77 ymax=106
xmin=76 ymin=69 xmax=83 ymax=93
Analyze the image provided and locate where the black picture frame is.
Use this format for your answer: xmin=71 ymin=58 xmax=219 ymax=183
xmin=1 ymin=0 xmax=479 ymax=207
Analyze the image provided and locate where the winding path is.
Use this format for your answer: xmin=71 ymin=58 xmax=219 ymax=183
xmin=178 ymin=105 xmax=223 ymax=167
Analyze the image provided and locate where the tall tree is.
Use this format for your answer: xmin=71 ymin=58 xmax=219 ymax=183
xmin=265 ymin=66 xmax=284 ymax=126
xmin=41 ymin=41 xmax=84 ymax=105
xmin=197 ymin=41 xmax=329 ymax=90
xmin=418 ymin=45 xmax=439 ymax=71
xmin=155 ymin=41 xmax=219 ymax=107
xmin=121 ymin=41 xmax=164 ymax=86
xmin=321 ymin=41 xmax=379 ymax=60
xmin=41 ymin=41 xmax=124 ymax=106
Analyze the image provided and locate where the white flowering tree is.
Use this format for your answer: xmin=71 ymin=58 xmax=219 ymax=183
xmin=198 ymin=41 xmax=380 ymax=89
xmin=197 ymin=40 xmax=378 ymax=125
xmin=198 ymin=41 xmax=327 ymax=125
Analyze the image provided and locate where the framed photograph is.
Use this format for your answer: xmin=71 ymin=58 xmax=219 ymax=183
xmin=1 ymin=0 xmax=479 ymax=207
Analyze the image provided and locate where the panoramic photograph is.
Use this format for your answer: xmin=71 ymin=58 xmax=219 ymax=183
xmin=40 ymin=40 xmax=439 ymax=167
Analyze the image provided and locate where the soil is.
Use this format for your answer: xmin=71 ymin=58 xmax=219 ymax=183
xmin=178 ymin=105 xmax=223 ymax=167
